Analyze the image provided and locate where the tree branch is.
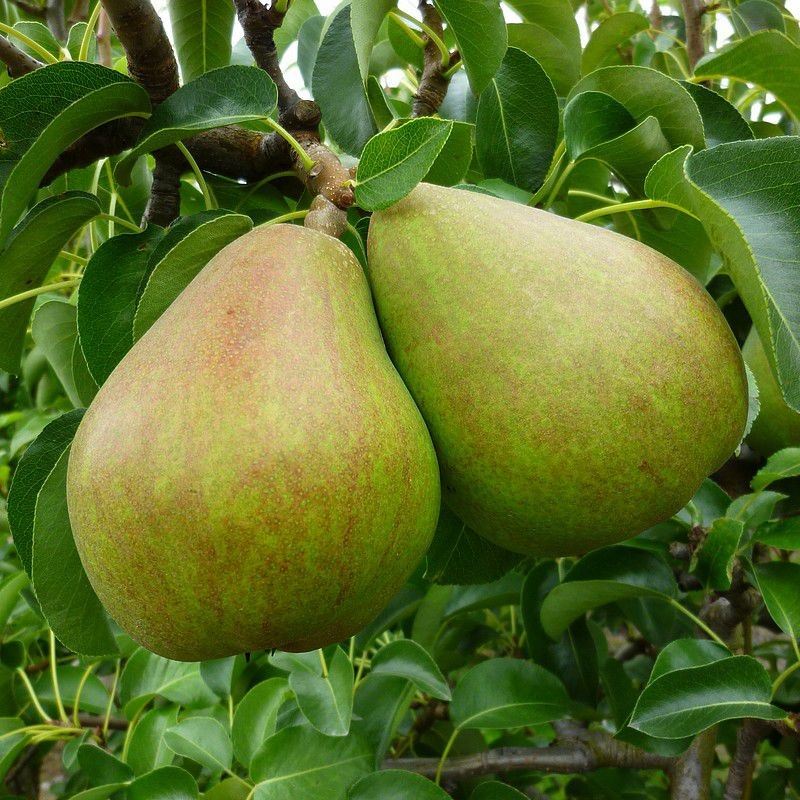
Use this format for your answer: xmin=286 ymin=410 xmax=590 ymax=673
xmin=143 ymin=149 xmax=182 ymax=226
xmin=232 ymin=0 xmax=302 ymax=119
xmin=723 ymin=720 xmax=768 ymax=800
xmin=413 ymin=1 xmax=458 ymax=117
xmin=386 ymin=725 xmax=675 ymax=781
xmin=0 ymin=34 xmax=43 ymax=77
xmin=100 ymin=0 xmax=179 ymax=104
xmin=670 ymin=728 xmax=716 ymax=800
xmin=45 ymin=0 xmax=67 ymax=41
xmin=681 ymin=0 xmax=706 ymax=70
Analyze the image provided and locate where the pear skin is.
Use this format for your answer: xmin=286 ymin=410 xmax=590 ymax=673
xmin=67 ymin=224 xmax=440 ymax=661
xmin=367 ymin=184 xmax=748 ymax=556
xmin=743 ymin=329 xmax=800 ymax=456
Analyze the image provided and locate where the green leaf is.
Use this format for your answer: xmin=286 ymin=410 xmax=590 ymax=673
xmin=0 ymin=573 xmax=28 ymax=634
xmin=168 ymin=0 xmax=234 ymax=82
xmin=77 ymin=745 xmax=133 ymax=786
xmin=313 ymin=5 xmax=377 ymax=155
xmin=204 ymin=779 xmax=250 ymax=800
xmin=134 ymin=211 xmax=252 ymax=339
xmin=0 ymin=192 xmax=101 ymax=373
xmin=475 ymin=47 xmax=559 ymax=193
xmin=645 ymin=139 xmax=800 ymax=410
xmin=164 ymin=717 xmax=233 ymax=773
xmin=521 ymin=561 xmax=600 ymax=707
xmin=31 ymin=665 xmax=109 ymax=715
xmin=68 ymin=785 xmax=130 ymax=800
xmin=352 ymin=675 xmax=415 ymax=767
xmin=728 ymin=491 xmax=786 ymax=529
xmin=540 ymin=547 xmax=678 ymax=639
xmin=31 ymin=299 xmax=93 ymax=409
xmin=423 ymin=506 xmax=522 ymax=585
xmin=7 ymin=409 xmax=84 ymax=575
xmin=290 ymin=647 xmax=354 ymax=737
xmin=568 ymin=67 xmax=705 ymax=151
xmin=231 ymin=678 xmax=291 ymax=768
xmin=504 ymin=0 xmax=580 ymax=93
xmin=681 ymin=82 xmax=753 ymax=147
xmin=127 ymin=766 xmax=198 ymax=800
xmin=349 ymin=771 xmax=449 ymax=799
xmin=581 ymin=13 xmax=650 ymax=74
xmin=449 ymin=658 xmax=570 ymax=729
xmin=434 ymin=0 xmax=507 ymax=93
xmin=370 ymin=639 xmax=451 ymax=700
xmin=274 ymin=0 xmax=320 ymax=56
xmin=629 ymin=656 xmax=786 ymax=738
xmin=0 ymin=63 xmax=150 ymax=241
xmin=648 ymin=639 xmax=731 ymax=682
xmin=78 ymin=227 xmax=165 ymax=386
xmin=470 ymin=783 xmax=528 ymax=800
xmin=13 ymin=21 xmax=60 ymax=59
xmin=126 ymin=706 xmax=180 ymax=776
xmin=752 ymin=448 xmax=800 ymax=491
xmin=119 ymin=648 xmax=217 ymax=717
xmin=351 ymin=0 xmax=395 ymax=80
xmin=564 ymin=91 xmax=635 ymax=160
xmin=506 ymin=23 xmax=580 ymax=95
xmin=200 ymin=656 xmax=240 ymax=698
xmin=731 ymin=0 xmax=785 ymax=35
xmin=753 ymin=562 xmax=800 ymax=641
xmin=251 ymin=727 xmax=371 ymax=800
xmin=691 ymin=517 xmax=744 ymax=591
xmin=754 ymin=517 xmax=800 ymax=550
xmin=297 ymin=15 xmax=325 ymax=88
xmin=0 ymin=718 xmax=27 ymax=783
xmin=356 ymin=118 xmax=453 ymax=211
xmin=424 ymin=120 xmax=473 ymax=186
xmin=67 ymin=22 xmax=96 ymax=61
xmin=444 ymin=572 xmax=524 ymax=618
xmin=116 ymin=66 xmax=277 ymax=185
xmin=31 ymin=445 xmax=118 ymax=656
xmin=695 ymin=32 xmax=800 ymax=121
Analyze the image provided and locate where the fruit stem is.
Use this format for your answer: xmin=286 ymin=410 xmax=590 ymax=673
xmin=102 ymin=660 xmax=121 ymax=738
xmin=0 ymin=21 xmax=59 ymax=64
xmin=0 ymin=278 xmax=80 ymax=312
xmin=391 ymin=9 xmax=450 ymax=68
xmin=263 ymin=118 xmax=316 ymax=172
xmin=72 ymin=662 xmax=99 ymax=727
xmin=256 ymin=209 xmax=310 ymax=228
xmin=176 ymin=142 xmax=216 ymax=211
xmin=79 ymin=0 xmax=103 ymax=61
xmin=543 ymin=159 xmax=577 ymax=207
xmin=567 ymin=189 xmax=622 ymax=205
xmin=575 ymin=198 xmax=698 ymax=223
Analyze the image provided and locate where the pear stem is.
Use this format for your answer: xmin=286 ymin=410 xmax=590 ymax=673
xmin=575 ymin=198 xmax=698 ymax=223
xmin=388 ymin=12 xmax=425 ymax=48
xmin=666 ymin=598 xmax=727 ymax=648
xmin=97 ymin=213 xmax=143 ymax=232
xmin=256 ymin=209 xmax=310 ymax=228
xmin=772 ymin=659 xmax=800 ymax=696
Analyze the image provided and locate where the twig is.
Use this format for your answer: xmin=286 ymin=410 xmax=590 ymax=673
xmin=670 ymin=728 xmax=717 ymax=800
xmin=412 ymin=1 xmax=458 ymax=117
xmin=0 ymin=34 xmax=42 ymax=76
xmin=723 ymin=720 xmax=768 ymax=800
xmin=143 ymin=150 xmax=183 ymax=226
xmin=45 ymin=0 xmax=66 ymax=40
xmin=232 ymin=0 xmax=302 ymax=118
xmin=386 ymin=724 xmax=675 ymax=781
xmin=77 ymin=714 xmax=128 ymax=731
xmin=100 ymin=0 xmax=179 ymax=103
xmin=681 ymin=0 xmax=706 ymax=70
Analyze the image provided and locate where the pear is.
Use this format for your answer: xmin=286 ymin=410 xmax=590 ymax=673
xmin=743 ymin=329 xmax=800 ymax=456
xmin=367 ymin=184 xmax=748 ymax=556
xmin=67 ymin=224 xmax=440 ymax=661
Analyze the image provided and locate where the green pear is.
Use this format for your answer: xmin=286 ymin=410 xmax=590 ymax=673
xmin=367 ymin=184 xmax=748 ymax=556
xmin=743 ymin=328 xmax=800 ymax=456
xmin=67 ymin=224 xmax=440 ymax=661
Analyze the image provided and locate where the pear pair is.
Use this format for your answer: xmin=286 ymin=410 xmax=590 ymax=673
xmin=67 ymin=185 xmax=747 ymax=660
